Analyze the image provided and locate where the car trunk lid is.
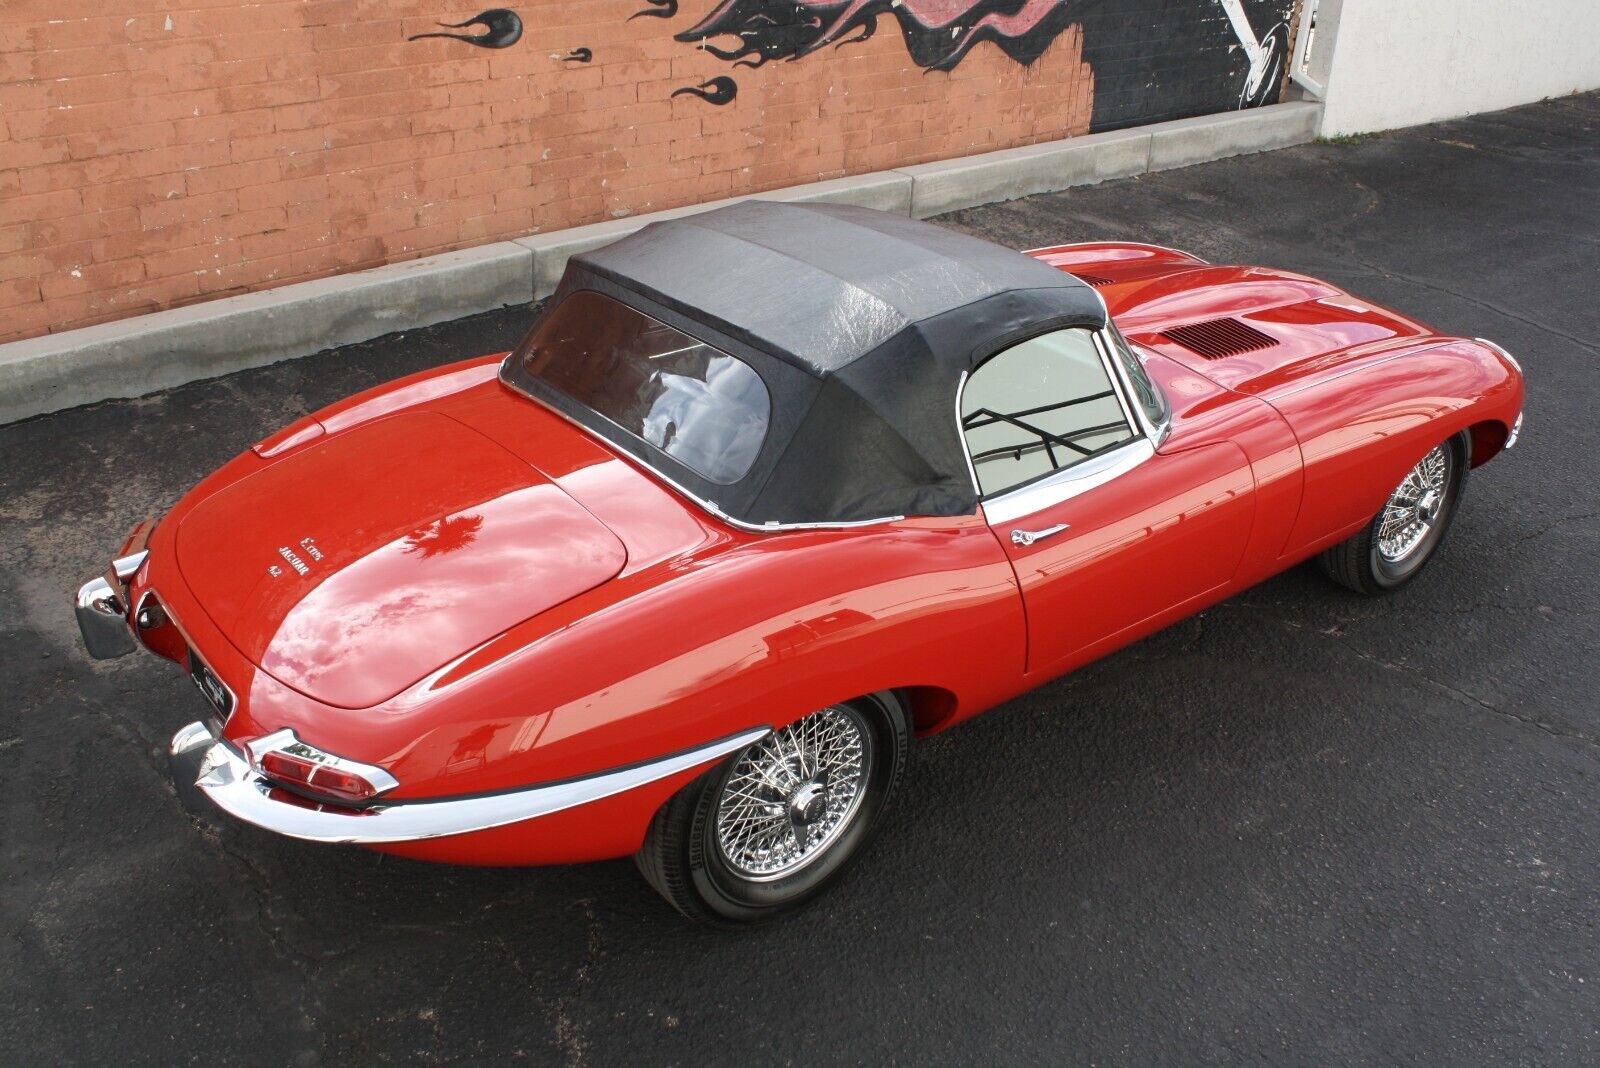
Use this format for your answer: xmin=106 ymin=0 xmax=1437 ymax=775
xmin=176 ymin=411 xmax=627 ymax=709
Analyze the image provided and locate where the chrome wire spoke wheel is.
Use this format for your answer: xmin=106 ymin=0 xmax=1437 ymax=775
xmin=1376 ymin=444 xmax=1451 ymax=564
xmin=1317 ymin=432 xmax=1468 ymax=597
xmin=635 ymin=691 xmax=910 ymax=923
xmin=714 ymin=704 xmax=872 ymax=882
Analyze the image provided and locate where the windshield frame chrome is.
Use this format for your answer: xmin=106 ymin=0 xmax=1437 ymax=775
xmin=1096 ymin=325 xmax=1173 ymax=448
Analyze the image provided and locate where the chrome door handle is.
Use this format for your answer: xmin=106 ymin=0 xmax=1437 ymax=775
xmin=1010 ymin=523 xmax=1069 ymax=547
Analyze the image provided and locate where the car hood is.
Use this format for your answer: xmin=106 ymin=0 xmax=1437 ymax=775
xmin=176 ymin=411 xmax=626 ymax=709
xmin=1078 ymin=258 xmax=1435 ymax=397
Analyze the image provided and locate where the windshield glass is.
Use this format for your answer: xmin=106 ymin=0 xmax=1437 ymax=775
xmin=1107 ymin=324 xmax=1168 ymax=429
xmin=512 ymin=291 xmax=771 ymax=485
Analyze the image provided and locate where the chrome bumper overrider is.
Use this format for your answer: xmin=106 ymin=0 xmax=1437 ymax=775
xmin=170 ymin=721 xmax=771 ymax=845
xmin=75 ymin=550 xmax=150 ymax=659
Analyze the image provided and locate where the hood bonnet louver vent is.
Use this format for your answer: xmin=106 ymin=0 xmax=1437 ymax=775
xmin=1162 ymin=317 xmax=1278 ymax=360
xmin=1073 ymin=273 xmax=1116 ymax=287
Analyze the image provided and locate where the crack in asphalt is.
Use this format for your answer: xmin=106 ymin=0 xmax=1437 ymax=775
xmin=1267 ymin=612 xmax=1600 ymax=756
xmin=1513 ymin=510 xmax=1600 ymax=546
xmin=1184 ymin=611 xmax=1209 ymax=654
xmin=1275 ymin=143 xmax=1600 ymax=362
xmin=546 ymin=896 xmax=601 ymax=1068
xmin=200 ymin=822 xmax=331 ymax=1061
xmin=1348 ymin=252 xmax=1600 ymax=357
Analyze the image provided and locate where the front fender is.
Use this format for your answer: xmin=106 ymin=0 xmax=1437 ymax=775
xmin=1265 ymin=336 xmax=1524 ymax=559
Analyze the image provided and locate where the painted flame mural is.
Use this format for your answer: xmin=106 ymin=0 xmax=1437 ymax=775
xmin=408 ymin=2 xmax=1300 ymax=129
xmin=674 ymin=0 xmax=1080 ymax=72
xmin=670 ymin=0 xmax=1298 ymax=128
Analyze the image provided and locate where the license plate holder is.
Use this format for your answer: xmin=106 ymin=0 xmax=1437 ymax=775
xmin=188 ymin=647 xmax=234 ymax=718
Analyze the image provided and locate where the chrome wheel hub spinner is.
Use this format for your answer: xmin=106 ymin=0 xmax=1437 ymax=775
xmin=1377 ymin=444 xmax=1450 ymax=564
xmin=714 ymin=705 xmax=871 ymax=881
xmin=788 ymin=780 xmax=828 ymax=825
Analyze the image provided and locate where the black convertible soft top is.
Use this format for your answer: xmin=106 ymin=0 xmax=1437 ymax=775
xmin=503 ymin=201 xmax=1106 ymax=526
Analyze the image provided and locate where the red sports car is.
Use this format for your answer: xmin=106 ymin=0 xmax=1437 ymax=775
xmin=76 ymin=203 xmax=1524 ymax=923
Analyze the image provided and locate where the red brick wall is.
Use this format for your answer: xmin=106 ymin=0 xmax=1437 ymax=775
xmin=0 ymin=1 xmax=1097 ymax=344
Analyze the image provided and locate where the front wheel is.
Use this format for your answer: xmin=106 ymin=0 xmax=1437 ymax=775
xmin=634 ymin=692 xmax=910 ymax=924
xmin=1317 ymin=430 xmax=1470 ymax=595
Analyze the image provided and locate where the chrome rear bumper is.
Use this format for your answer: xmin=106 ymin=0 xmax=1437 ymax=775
xmin=74 ymin=550 xmax=149 ymax=659
xmin=169 ymin=720 xmax=770 ymax=845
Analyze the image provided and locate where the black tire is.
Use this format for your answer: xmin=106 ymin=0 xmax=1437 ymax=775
xmin=634 ymin=691 xmax=911 ymax=925
xmin=1317 ymin=430 xmax=1470 ymax=595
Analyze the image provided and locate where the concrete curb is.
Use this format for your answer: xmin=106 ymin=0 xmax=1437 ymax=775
xmin=902 ymin=100 xmax=1322 ymax=217
xmin=899 ymin=126 xmax=1154 ymax=219
xmin=0 ymin=100 xmax=1321 ymax=425
xmin=1147 ymin=101 xmax=1323 ymax=171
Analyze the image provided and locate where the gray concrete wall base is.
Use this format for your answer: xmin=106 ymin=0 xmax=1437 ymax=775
xmin=0 ymin=101 xmax=1320 ymax=425
xmin=899 ymin=127 xmax=1154 ymax=219
xmin=0 ymin=242 xmax=532 ymax=426
xmin=1147 ymin=101 xmax=1323 ymax=171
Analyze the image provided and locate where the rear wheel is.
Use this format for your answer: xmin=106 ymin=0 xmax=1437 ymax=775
xmin=1317 ymin=430 xmax=1470 ymax=595
xmin=635 ymin=692 xmax=910 ymax=924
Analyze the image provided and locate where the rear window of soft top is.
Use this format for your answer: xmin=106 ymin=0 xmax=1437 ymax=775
xmin=513 ymin=291 xmax=771 ymax=485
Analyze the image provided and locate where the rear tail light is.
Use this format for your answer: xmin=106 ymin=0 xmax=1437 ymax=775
xmin=259 ymin=750 xmax=382 ymax=802
xmin=244 ymin=730 xmax=399 ymax=806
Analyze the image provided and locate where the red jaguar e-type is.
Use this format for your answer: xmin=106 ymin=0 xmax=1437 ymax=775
xmin=76 ymin=203 xmax=1524 ymax=923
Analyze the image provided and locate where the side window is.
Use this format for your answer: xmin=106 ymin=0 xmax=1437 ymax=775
xmin=961 ymin=328 xmax=1138 ymax=497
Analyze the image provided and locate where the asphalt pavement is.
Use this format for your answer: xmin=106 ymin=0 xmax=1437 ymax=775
xmin=3 ymin=92 xmax=1598 ymax=1065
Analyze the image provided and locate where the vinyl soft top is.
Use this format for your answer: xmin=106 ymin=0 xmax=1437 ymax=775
xmin=503 ymin=201 xmax=1107 ymax=526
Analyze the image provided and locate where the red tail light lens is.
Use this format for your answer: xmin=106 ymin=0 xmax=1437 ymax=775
xmin=261 ymin=750 xmax=380 ymax=802
xmin=245 ymin=730 xmax=399 ymax=806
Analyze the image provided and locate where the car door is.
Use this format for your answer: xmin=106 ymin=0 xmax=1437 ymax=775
xmin=961 ymin=327 xmax=1257 ymax=676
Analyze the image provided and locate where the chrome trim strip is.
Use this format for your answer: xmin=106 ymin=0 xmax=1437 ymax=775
xmin=171 ymin=721 xmax=216 ymax=757
xmin=981 ymin=438 xmax=1155 ymax=526
xmin=1506 ymin=412 xmax=1523 ymax=449
xmin=181 ymin=723 xmax=773 ymax=845
xmin=1099 ymin=329 xmax=1173 ymax=448
xmin=1475 ymin=336 xmax=1522 ymax=374
xmin=1094 ymin=330 xmax=1142 ymax=431
xmin=133 ymin=588 xmax=159 ymax=628
xmin=112 ymin=550 xmax=149 ymax=582
xmin=746 ymin=514 xmax=907 ymax=531
xmin=501 ymin=377 xmax=905 ymax=533
xmin=1023 ymin=240 xmax=1210 ymax=265
xmin=1267 ymin=340 xmax=1456 ymax=401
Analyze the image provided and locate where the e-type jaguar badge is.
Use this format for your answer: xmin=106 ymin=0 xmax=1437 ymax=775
xmin=269 ymin=537 xmax=323 ymax=578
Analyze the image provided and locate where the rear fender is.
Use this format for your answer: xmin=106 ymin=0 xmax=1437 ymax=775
xmin=227 ymin=514 xmax=1023 ymax=805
